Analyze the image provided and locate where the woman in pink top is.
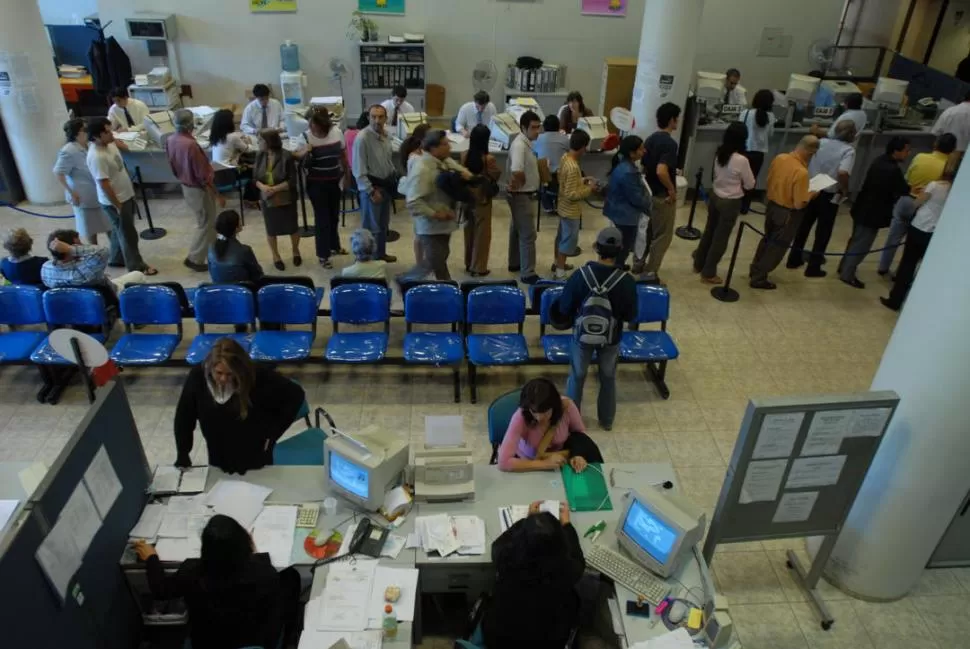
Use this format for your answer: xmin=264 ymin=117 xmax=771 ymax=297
xmin=693 ymin=122 xmax=755 ymax=284
xmin=497 ymin=379 xmax=603 ymax=473
xmin=344 ymin=111 xmax=371 ymax=173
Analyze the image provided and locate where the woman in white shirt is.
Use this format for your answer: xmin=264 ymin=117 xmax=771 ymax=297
xmin=882 ymin=165 xmax=956 ymax=311
xmin=209 ymin=109 xmax=259 ymax=204
xmin=52 ymin=119 xmax=112 ymax=244
xmin=740 ymin=89 xmax=775 ymax=214
xmin=693 ymin=122 xmax=755 ymax=284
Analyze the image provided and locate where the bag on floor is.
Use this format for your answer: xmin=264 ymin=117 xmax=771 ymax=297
xmin=574 ymin=265 xmax=625 ymax=348
xmin=634 ymin=213 xmax=650 ymax=260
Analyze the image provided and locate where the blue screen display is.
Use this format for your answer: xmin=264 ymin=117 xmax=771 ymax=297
xmin=623 ymin=499 xmax=678 ymax=564
xmin=330 ymin=452 xmax=369 ymax=500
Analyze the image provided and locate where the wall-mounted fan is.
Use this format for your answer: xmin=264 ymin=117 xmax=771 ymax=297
xmin=472 ymin=60 xmax=497 ymax=93
xmin=329 ymin=57 xmax=355 ymax=100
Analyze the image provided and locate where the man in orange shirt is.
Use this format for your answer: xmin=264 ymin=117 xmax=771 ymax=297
xmin=749 ymin=135 xmax=819 ymax=289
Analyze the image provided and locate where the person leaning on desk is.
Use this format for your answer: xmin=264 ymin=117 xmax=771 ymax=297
xmin=173 ymin=338 xmax=305 ymax=474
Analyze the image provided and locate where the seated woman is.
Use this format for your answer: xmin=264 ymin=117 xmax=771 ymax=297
xmin=341 ymin=228 xmax=389 ymax=282
xmin=133 ymin=514 xmax=300 ymax=649
xmin=1 ymin=228 xmax=47 ymax=286
xmin=174 ymin=338 xmax=305 ymax=474
xmin=497 ymin=378 xmax=603 ymax=473
xmin=209 ymin=108 xmax=259 ymax=204
xmin=208 ymin=210 xmax=264 ymax=284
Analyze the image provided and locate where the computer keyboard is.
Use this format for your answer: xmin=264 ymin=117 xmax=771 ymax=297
xmin=586 ymin=543 xmax=670 ymax=605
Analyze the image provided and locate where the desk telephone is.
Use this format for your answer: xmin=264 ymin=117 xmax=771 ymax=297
xmin=349 ymin=517 xmax=389 ymax=558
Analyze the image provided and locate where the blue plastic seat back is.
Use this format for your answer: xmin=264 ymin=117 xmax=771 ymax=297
xmin=633 ymin=284 xmax=670 ymax=325
xmin=331 ymin=284 xmax=389 ymax=325
xmin=487 ymin=388 xmax=520 ymax=449
xmin=257 ymin=284 xmax=317 ymax=325
xmin=43 ymin=288 xmax=108 ymax=327
xmin=467 ymin=286 xmax=525 ymax=326
xmin=0 ymin=285 xmax=45 ymax=326
xmin=194 ymin=285 xmax=255 ymax=325
xmin=405 ymin=284 xmax=463 ymax=325
xmin=539 ymin=286 xmax=565 ymax=326
xmin=120 ymin=285 xmax=182 ymax=325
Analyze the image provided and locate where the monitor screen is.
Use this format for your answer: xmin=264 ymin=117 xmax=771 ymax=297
xmin=623 ymin=499 xmax=678 ymax=564
xmin=330 ymin=452 xmax=369 ymax=500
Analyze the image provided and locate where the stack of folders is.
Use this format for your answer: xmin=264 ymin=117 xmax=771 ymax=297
xmin=505 ymin=64 xmax=567 ymax=93
xmin=361 ymin=65 xmax=424 ymax=89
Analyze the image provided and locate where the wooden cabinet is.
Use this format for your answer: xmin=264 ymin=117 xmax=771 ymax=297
xmin=598 ymin=57 xmax=638 ymax=134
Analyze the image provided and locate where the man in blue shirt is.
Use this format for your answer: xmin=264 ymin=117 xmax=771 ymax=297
xmin=534 ymin=114 xmax=570 ymax=214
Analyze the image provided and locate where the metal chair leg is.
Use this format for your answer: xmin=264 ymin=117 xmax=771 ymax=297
xmin=536 ymin=189 xmax=542 ymax=232
xmin=453 ymin=366 xmax=461 ymax=403
xmin=468 ymin=364 xmax=477 ymax=404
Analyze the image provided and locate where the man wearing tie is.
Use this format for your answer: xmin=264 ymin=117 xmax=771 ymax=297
xmin=380 ymin=86 xmax=416 ymax=128
xmin=723 ymin=68 xmax=747 ymax=106
xmin=241 ymin=84 xmax=285 ymax=136
xmin=107 ymin=87 xmax=150 ymax=133
xmin=456 ymin=91 xmax=497 ymax=136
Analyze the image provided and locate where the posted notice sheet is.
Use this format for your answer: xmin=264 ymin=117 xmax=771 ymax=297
xmin=786 ymin=455 xmax=847 ymax=489
xmin=846 ymin=408 xmax=892 ymax=438
xmin=752 ymin=412 xmax=804 ymax=459
xmin=772 ymin=491 xmax=820 ymax=523
xmin=739 ymin=459 xmax=788 ymax=503
xmin=801 ymin=411 xmax=852 ymax=456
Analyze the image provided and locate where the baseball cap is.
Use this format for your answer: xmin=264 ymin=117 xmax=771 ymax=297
xmin=596 ymin=227 xmax=623 ymax=248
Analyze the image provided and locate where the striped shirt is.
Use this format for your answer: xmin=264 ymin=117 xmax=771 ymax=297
xmin=557 ymin=154 xmax=591 ymax=219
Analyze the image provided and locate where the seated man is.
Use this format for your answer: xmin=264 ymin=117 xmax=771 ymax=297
xmin=381 ymin=85 xmax=416 ymax=128
xmin=456 ymin=90 xmax=497 ymax=136
xmin=241 ymin=84 xmax=285 ymax=136
xmin=107 ymin=87 xmax=150 ymax=132
xmin=40 ymin=229 xmax=144 ymax=297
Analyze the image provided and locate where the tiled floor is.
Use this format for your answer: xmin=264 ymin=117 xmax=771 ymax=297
xmin=2 ymin=193 xmax=968 ymax=649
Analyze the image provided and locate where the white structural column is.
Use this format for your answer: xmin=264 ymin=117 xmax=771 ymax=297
xmin=0 ymin=0 xmax=71 ymax=203
xmin=630 ymin=0 xmax=705 ymax=139
xmin=818 ymin=168 xmax=970 ymax=599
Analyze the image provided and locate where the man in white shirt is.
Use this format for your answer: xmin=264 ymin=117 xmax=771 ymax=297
xmin=506 ymin=110 xmax=542 ymax=284
xmin=932 ymin=90 xmax=970 ymax=152
xmin=456 ymin=91 xmax=497 ymax=136
xmin=723 ymin=68 xmax=747 ymax=106
xmin=827 ymin=93 xmax=867 ymax=140
xmin=241 ymin=84 xmax=285 ymax=135
xmin=107 ymin=87 xmax=150 ymax=133
xmin=381 ymin=85 xmax=416 ymax=129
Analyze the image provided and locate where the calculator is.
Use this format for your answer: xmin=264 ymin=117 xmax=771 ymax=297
xmin=296 ymin=503 xmax=320 ymax=528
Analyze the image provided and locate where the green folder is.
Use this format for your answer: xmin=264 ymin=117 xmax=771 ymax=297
xmin=561 ymin=464 xmax=613 ymax=512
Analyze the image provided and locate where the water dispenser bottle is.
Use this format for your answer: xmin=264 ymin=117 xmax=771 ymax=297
xmin=280 ymin=40 xmax=300 ymax=72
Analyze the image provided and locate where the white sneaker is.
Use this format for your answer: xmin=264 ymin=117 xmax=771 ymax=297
xmin=553 ymin=267 xmax=568 ymax=280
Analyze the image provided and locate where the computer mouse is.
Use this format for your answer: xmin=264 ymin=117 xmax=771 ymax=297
xmin=667 ymin=601 xmax=689 ymax=624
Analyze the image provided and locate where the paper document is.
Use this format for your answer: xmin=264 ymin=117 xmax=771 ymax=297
xmin=382 ymin=485 xmax=411 ymax=518
xmin=297 ymin=623 xmax=380 ymax=649
xmin=60 ymin=484 xmax=102 ymax=556
xmin=846 ymin=408 xmax=891 ymax=438
xmin=155 ymin=536 xmax=202 ymax=562
xmin=540 ymin=500 xmax=561 ymax=519
xmin=18 ymin=461 xmax=48 ymax=496
xmin=0 ymin=499 xmax=18 ymax=532
xmin=317 ymin=558 xmax=378 ymax=631
xmin=251 ymin=505 xmax=298 ymax=568
xmin=809 ymin=173 xmax=838 ymax=193
xmin=114 ymin=131 xmax=143 ymax=142
xmin=130 ymin=503 xmax=166 ymax=539
xmin=366 ymin=566 xmax=420 ymax=627
xmin=381 ymin=533 xmax=407 ymax=559
xmin=35 ymin=515 xmax=82 ymax=600
xmin=425 ymin=415 xmax=464 ymax=447
xmin=498 ymin=505 xmax=529 ymax=533
xmin=773 ymin=491 xmax=820 ymax=523
xmin=178 ymin=466 xmax=208 ymax=493
xmin=415 ymin=514 xmax=486 ymax=556
xmin=206 ymin=480 xmax=272 ymax=528
xmin=165 ymin=494 xmax=209 ymax=515
xmin=628 ymin=627 xmax=695 ymax=648
xmin=786 ymin=455 xmax=846 ymax=489
xmin=739 ymin=459 xmax=788 ymax=504
xmin=158 ymin=512 xmax=208 ymax=538
xmin=150 ymin=466 xmax=181 ymax=493
xmin=801 ymin=411 xmax=852 ymax=456
xmin=752 ymin=412 xmax=804 ymax=459
xmin=404 ymin=532 xmax=422 ymax=549
xmin=83 ymin=446 xmax=122 ymax=518
xmin=454 ymin=515 xmax=486 ymax=555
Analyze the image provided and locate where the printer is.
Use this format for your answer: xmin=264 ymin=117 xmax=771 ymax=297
xmin=143 ymin=111 xmax=176 ymax=148
xmin=412 ymin=444 xmax=475 ymax=503
xmin=507 ymin=96 xmax=544 ymax=121
xmin=576 ymin=116 xmax=609 ymax=150
xmin=489 ymin=113 xmax=520 ymax=149
xmin=397 ymin=112 xmax=429 ymax=140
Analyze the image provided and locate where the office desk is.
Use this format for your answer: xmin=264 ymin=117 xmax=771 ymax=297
xmin=0 ymin=462 xmax=36 ymax=537
xmin=59 ymin=75 xmax=94 ymax=103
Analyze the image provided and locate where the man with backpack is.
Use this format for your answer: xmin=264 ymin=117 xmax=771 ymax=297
xmin=552 ymin=227 xmax=637 ymax=431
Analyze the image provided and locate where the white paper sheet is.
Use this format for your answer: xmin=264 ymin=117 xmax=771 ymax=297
xmin=206 ymin=480 xmax=272 ymax=528
xmin=60 ymin=483 xmax=102 ymax=556
xmin=130 ymin=504 xmax=166 ymax=539
xmin=772 ymin=491 xmax=820 ymax=523
xmin=809 ymin=173 xmax=838 ymax=193
xmin=498 ymin=505 xmax=529 ymax=533
xmin=380 ymin=533 xmax=407 ymax=559
xmin=786 ymin=455 xmax=847 ymax=489
xmin=366 ymin=565 xmax=419 ymax=628
xmin=801 ymin=411 xmax=852 ymax=456
xmin=0 ymin=499 xmax=18 ymax=532
xmin=454 ymin=515 xmax=486 ymax=555
xmin=83 ymin=446 xmax=122 ymax=519
xmin=404 ymin=532 xmax=422 ymax=549
xmin=114 ymin=130 xmax=144 ymax=142
xmin=165 ymin=494 xmax=209 ymax=515
xmin=297 ymin=627 xmax=381 ymax=649
xmin=158 ymin=512 xmax=208 ymax=538
xmin=846 ymin=408 xmax=892 ymax=438
xmin=150 ymin=466 xmax=181 ymax=493
xmin=425 ymin=415 xmax=464 ymax=447
xmin=18 ymin=462 xmax=47 ymax=496
xmin=382 ymin=486 xmax=411 ymax=517
xmin=155 ymin=536 xmax=202 ymax=562
xmin=178 ymin=466 xmax=209 ymax=493
xmin=251 ymin=505 xmax=298 ymax=568
xmin=540 ymin=500 xmax=561 ymax=519
xmin=752 ymin=413 xmax=804 ymax=459
xmin=628 ymin=627 xmax=695 ymax=649
xmin=317 ymin=558 xmax=378 ymax=631
xmin=35 ymin=515 xmax=82 ymax=600
xmin=739 ymin=459 xmax=788 ymax=504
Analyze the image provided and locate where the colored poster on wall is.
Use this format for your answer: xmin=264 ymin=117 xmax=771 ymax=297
xmin=250 ymin=0 xmax=297 ymax=13
xmin=581 ymin=0 xmax=627 ymax=17
xmin=359 ymin=0 xmax=406 ymax=15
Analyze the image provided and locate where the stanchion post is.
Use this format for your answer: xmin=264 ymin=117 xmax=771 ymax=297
xmin=136 ymin=166 xmax=167 ymax=241
xmin=711 ymin=221 xmax=746 ymax=303
xmin=298 ymin=169 xmax=313 ymax=239
xmin=676 ymin=168 xmax=703 ymax=240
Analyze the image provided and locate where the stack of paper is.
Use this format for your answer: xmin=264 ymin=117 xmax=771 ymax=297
xmin=498 ymin=501 xmax=559 ymax=533
xmin=129 ymin=503 xmax=166 ymax=540
xmin=414 ymin=514 xmax=486 ymax=556
xmin=251 ymin=505 xmax=298 ymax=568
xmin=628 ymin=627 xmax=695 ymax=649
xmin=317 ymin=559 xmax=379 ymax=631
xmin=366 ymin=566 xmax=419 ymax=627
xmin=297 ymin=629 xmax=381 ymax=649
xmin=155 ymin=536 xmax=202 ymax=562
xmin=206 ymin=480 xmax=272 ymax=528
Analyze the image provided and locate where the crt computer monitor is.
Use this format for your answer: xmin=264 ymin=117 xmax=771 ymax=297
xmin=324 ymin=427 xmax=409 ymax=512
xmin=617 ymin=488 xmax=706 ymax=579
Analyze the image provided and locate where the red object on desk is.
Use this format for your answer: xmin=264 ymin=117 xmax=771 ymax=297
xmin=60 ymin=76 xmax=94 ymax=104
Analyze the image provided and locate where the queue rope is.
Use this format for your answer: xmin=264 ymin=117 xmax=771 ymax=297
xmin=0 ymin=201 xmax=75 ymax=219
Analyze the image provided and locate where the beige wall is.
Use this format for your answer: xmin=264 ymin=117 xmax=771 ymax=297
xmin=927 ymin=1 xmax=970 ymax=74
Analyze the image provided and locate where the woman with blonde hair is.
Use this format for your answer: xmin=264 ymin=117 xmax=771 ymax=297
xmin=173 ymin=338 xmax=305 ymax=474
xmin=52 ymin=118 xmax=112 ymax=244
xmin=254 ymin=129 xmax=300 ymax=271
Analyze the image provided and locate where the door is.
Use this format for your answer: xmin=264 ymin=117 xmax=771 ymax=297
xmin=928 ymin=488 xmax=970 ymax=567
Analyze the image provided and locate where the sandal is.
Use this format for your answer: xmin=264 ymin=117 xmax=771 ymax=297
xmin=320 ymin=258 xmax=333 ymax=269
xmin=143 ymin=266 xmax=158 ymax=276
xmin=293 ymin=255 xmax=303 ymax=267
xmin=273 ymin=260 xmax=285 ymax=271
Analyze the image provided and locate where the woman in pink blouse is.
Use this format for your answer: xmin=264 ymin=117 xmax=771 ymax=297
xmin=692 ymin=121 xmax=755 ymax=284
xmin=497 ymin=378 xmax=603 ymax=473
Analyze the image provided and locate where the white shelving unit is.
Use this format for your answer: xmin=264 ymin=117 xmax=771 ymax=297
xmin=359 ymin=41 xmax=427 ymax=112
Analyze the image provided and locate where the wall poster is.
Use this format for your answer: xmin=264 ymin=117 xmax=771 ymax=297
xmin=359 ymin=0 xmax=406 ymax=15
xmin=251 ymin=0 xmax=297 ymax=12
xmin=581 ymin=0 xmax=628 ymax=17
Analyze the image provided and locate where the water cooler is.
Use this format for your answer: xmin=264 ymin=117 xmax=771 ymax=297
xmin=280 ymin=41 xmax=307 ymax=110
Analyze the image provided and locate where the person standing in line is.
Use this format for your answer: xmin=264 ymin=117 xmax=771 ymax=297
xmin=166 ymin=109 xmax=225 ymax=272
xmin=353 ymin=104 xmax=398 ymax=263
xmin=461 ymin=123 xmax=501 ymax=277
xmin=299 ymin=109 xmax=349 ymax=269
xmin=507 ymin=110 xmax=542 ymax=284
xmin=557 ymin=91 xmax=594 ymax=135
xmin=722 ymin=68 xmax=747 ymax=106
xmin=640 ymin=102 xmax=682 ymax=281
xmin=553 ymin=130 xmax=595 ymax=280
xmin=740 ymin=89 xmax=776 ymax=214
xmin=345 ymin=110 xmax=371 ymax=171
xmin=241 ymin=84 xmax=285 ymax=136
xmin=399 ymin=122 xmax=432 ymax=271
xmin=53 ymin=118 xmax=112 ymax=246
xmin=828 ymin=93 xmax=868 ymax=139
xmin=878 ymin=132 xmax=955 ymax=276
xmin=694 ymin=122 xmax=755 ymax=284
xmin=880 ymin=163 xmax=956 ymax=312
xmin=839 ymin=137 xmax=911 ymax=289
xmin=86 ymin=118 xmax=157 ymax=276
xmin=748 ymin=135 xmax=820 ymax=290
xmin=381 ymin=85 xmax=416 ymax=129
xmin=787 ymin=120 xmax=857 ymax=278
xmin=254 ymin=130 xmax=301 ymax=271
xmin=456 ymin=91 xmax=497 ymax=137
xmin=603 ymin=135 xmax=648 ymax=270
xmin=107 ymin=87 xmax=149 ymax=133
xmin=932 ymin=90 xmax=970 ymax=157
xmin=534 ymin=114 xmax=571 ymax=215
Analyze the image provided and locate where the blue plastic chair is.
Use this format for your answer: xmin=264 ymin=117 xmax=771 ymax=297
xmin=619 ymin=284 xmax=679 ymax=399
xmin=487 ymin=388 xmax=520 ymax=464
xmin=185 ymin=285 xmax=255 ymax=365
xmin=249 ymin=285 xmax=318 ymax=362
xmin=213 ymin=166 xmax=248 ymax=225
xmin=403 ymin=283 xmax=464 ymax=402
xmin=110 ymin=285 xmax=183 ymax=366
xmin=0 ymin=285 xmax=48 ymax=362
xmin=31 ymin=288 xmax=111 ymax=365
xmin=465 ymin=285 xmax=529 ymax=404
xmin=274 ymin=407 xmax=337 ymax=466
xmin=324 ymin=283 xmax=390 ymax=363
xmin=538 ymin=286 xmax=573 ymax=364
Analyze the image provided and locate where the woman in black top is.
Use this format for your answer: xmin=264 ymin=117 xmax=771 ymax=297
xmin=133 ymin=515 xmax=300 ymax=649
xmin=174 ymin=338 xmax=305 ymax=474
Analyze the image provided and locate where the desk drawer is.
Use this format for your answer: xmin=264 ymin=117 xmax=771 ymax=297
xmin=421 ymin=564 xmax=493 ymax=595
